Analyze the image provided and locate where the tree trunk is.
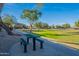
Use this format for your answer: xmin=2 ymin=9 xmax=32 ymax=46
xmin=29 ymin=24 xmax=32 ymax=33
xmin=0 ymin=3 xmax=13 ymax=35
xmin=0 ymin=17 xmax=13 ymax=35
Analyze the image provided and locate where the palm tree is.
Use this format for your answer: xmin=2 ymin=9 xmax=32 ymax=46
xmin=21 ymin=9 xmax=42 ymax=33
xmin=0 ymin=3 xmax=13 ymax=35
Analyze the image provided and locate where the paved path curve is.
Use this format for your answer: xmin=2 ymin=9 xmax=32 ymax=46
xmin=10 ymin=29 xmax=79 ymax=56
xmin=10 ymin=38 xmax=79 ymax=56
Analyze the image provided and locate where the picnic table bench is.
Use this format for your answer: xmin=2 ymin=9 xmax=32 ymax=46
xmin=20 ymin=33 xmax=44 ymax=53
xmin=20 ymin=38 xmax=27 ymax=52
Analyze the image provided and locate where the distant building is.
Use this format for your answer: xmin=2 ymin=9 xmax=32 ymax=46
xmin=14 ymin=23 xmax=28 ymax=29
xmin=72 ymin=27 xmax=79 ymax=30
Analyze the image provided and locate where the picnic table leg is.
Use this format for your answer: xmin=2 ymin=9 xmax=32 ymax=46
xmin=24 ymin=44 xmax=27 ymax=53
xmin=20 ymin=42 xmax=22 ymax=45
xmin=40 ymin=42 xmax=43 ymax=49
xmin=27 ymin=37 xmax=29 ymax=44
xmin=33 ymin=37 xmax=36 ymax=51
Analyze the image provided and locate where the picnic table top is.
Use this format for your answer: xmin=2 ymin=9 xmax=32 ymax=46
xmin=14 ymin=29 xmax=40 ymax=38
xmin=24 ymin=33 xmax=40 ymax=38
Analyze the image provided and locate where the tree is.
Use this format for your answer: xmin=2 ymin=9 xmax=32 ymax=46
xmin=51 ymin=24 xmax=55 ymax=29
xmin=21 ymin=9 xmax=42 ymax=32
xmin=42 ymin=23 xmax=49 ymax=29
xmin=0 ymin=3 xmax=4 ymax=30
xmin=34 ymin=22 xmax=50 ymax=29
xmin=34 ymin=22 xmax=42 ymax=29
xmin=75 ymin=20 xmax=79 ymax=27
xmin=62 ymin=23 xmax=71 ymax=29
xmin=0 ymin=3 xmax=13 ymax=35
xmin=55 ymin=25 xmax=62 ymax=29
xmin=2 ymin=15 xmax=14 ymax=31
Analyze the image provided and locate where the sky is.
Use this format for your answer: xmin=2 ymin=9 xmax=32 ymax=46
xmin=1 ymin=3 xmax=79 ymax=26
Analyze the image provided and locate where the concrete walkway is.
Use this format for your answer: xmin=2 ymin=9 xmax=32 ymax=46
xmin=0 ymin=29 xmax=20 ymax=56
xmin=10 ymin=38 xmax=79 ymax=56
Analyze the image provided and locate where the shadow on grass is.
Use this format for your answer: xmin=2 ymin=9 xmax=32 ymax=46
xmin=38 ymin=33 xmax=70 ymax=37
xmin=67 ymin=32 xmax=79 ymax=35
xmin=52 ymin=34 xmax=70 ymax=36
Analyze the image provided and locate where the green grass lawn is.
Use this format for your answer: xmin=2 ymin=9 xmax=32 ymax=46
xmin=33 ymin=29 xmax=79 ymax=44
xmin=21 ymin=29 xmax=79 ymax=49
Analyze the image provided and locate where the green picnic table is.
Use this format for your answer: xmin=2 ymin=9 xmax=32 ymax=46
xmin=24 ymin=33 xmax=41 ymax=50
xmin=20 ymin=33 xmax=44 ymax=53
